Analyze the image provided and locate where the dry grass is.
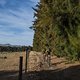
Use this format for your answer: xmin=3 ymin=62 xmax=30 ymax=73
xmin=0 ymin=52 xmax=26 ymax=71
xmin=0 ymin=52 xmax=26 ymax=80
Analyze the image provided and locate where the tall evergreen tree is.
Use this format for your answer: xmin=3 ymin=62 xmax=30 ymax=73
xmin=33 ymin=0 xmax=80 ymax=60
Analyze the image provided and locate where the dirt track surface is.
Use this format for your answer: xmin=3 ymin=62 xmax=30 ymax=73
xmin=0 ymin=51 xmax=80 ymax=80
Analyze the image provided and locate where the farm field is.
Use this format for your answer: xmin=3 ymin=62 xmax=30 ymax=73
xmin=0 ymin=51 xmax=80 ymax=80
xmin=0 ymin=52 xmax=26 ymax=71
xmin=0 ymin=52 xmax=26 ymax=80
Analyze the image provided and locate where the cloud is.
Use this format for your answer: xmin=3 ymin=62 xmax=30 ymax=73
xmin=0 ymin=7 xmax=33 ymax=29
xmin=0 ymin=0 xmax=39 ymax=45
xmin=0 ymin=0 xmax=6 ymax=6
xmin=30 ymin=0 xmax=40 ymax=3
xmin=0 ymin=30 xmax=34 ymax=46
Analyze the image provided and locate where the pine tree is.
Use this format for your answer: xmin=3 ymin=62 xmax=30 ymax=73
xmin=32 ymin=0 xmax=80 ymax=60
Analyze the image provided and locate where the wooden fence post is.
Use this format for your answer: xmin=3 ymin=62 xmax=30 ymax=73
xmin=25 ymin=49 xmax=29 ymax=73
xmin=19 ymin=56 xmax=23 ymax=80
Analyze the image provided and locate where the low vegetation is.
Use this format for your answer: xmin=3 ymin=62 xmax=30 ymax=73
xmin=0 ymin=45 xmax=32 ymax=52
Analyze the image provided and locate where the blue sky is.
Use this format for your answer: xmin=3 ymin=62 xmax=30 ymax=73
xmin=0 ymin=0 xmax=39 ymax=46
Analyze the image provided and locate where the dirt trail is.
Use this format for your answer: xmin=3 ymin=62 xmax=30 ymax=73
xmin=27 ymin=51 xmax=80 ymax=80
xmin=28 ymin=51 xmax=80 ymax=71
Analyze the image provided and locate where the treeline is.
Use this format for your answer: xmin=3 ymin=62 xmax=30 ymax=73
xmin=32 ymin=0 xmax=80 ymax=60
xmin=0 ymin=46 xmax=32 ymax=52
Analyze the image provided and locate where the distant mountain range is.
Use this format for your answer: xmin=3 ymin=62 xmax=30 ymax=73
xmin=0 ymin=44 xmax=22 ymax=47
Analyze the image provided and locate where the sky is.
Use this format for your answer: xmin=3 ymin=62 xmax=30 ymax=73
xmin=0 ymin=0 xmax=39 ymax=46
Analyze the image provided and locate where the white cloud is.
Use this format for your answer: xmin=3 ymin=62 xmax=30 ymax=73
xmin=0 ymin=8 xmax=34 ymax=45
xmin=0 ymin=1 xmax=35 ymax=46
xmin=0 ymin=0 xmax=6 ymax=6
xmin=0 ymin=30 xmax=34 ymax=45
xmin=30 ymin=0 xmax=40 ymax=3
xmin=0 ymin=31 xmax=13 ymax=36
xmin=0 ymin=8 xmax=34 ymax=29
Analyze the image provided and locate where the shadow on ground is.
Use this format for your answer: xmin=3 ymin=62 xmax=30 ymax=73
xmin=0 ymin=70 xmax=18 ymax=80
xmin=0 ymin=65 xmax=80 ymax=80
